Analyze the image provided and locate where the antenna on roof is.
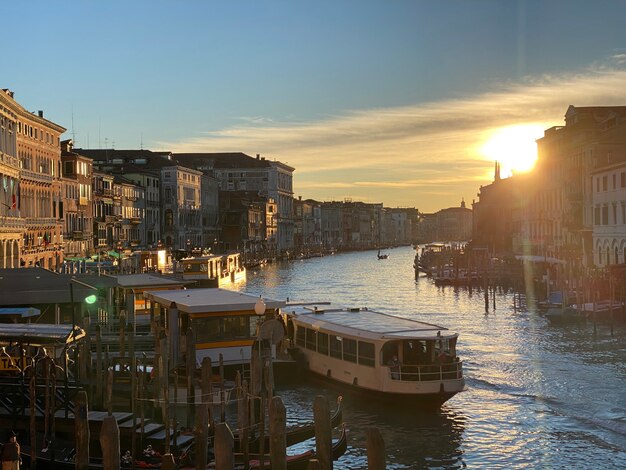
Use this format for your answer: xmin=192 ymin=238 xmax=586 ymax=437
xmin=71 ymin=105 xmax=76 ymax=143
xmin=98 ymin=118 xmax=102 ymax=149
xmin=140 ymin=134 xmax=144 ymax=150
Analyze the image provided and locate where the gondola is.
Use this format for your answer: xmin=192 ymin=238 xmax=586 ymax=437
xmin=246 ymin=423 xmax=348 ymax=470
xmin=237 ymin=395 xmax=343 ymax=452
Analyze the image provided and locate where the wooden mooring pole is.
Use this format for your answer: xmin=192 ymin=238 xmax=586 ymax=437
xmin=313 ymin=395 xmax=332 ymax=470
xmin=100 ymin=415 xmax=120 ymax=470
xmin=214 ymin=422 xmax=235 ymax=470
xmin=366 ymin=427 xmax=386 ymax=470
xmin=269 ymin=396 xmax=287 ymax=470
xmin=75 ymin=390 xmax=90 ymax=470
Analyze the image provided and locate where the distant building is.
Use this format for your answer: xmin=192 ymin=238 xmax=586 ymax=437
xmin=591 ymin=155 xmax=626 ymax=266
xmin=419 ymin=200 xmax=472 ymax=244
xmin=172 ymin=153 xmax=295 ymax=254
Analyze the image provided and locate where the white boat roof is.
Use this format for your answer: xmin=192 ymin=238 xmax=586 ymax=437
xmin=144 ymin=288 xmax=285 ymax=314
xmin=284 ymin=303 xmax=458 ymax=341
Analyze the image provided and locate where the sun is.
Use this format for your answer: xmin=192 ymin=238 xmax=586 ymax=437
xmin=481 ymin=124 xmax=545 ymax=177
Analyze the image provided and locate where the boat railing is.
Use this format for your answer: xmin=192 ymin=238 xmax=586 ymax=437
xmin=389 ymin=361 xmax=463 ymax=382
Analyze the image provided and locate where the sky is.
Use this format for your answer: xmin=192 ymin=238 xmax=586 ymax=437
xmin=4 ymin=1 xmax=626 ymax=212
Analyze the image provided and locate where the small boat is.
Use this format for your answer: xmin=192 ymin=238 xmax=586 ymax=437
xmin=544 ymin=306 xmax=587 ymax=323
xmin=236 ymin=396 xmax=343 ymax=451
xmin=246 ymin=424 xmax=348 ymax=470
xmin=283 ymin=303 xmax=465 ymax=407
xmin=377 ymin=249 xmax=389 ymax=260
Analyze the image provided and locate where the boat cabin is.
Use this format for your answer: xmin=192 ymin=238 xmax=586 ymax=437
xmin=181 ymin=252 xmax=246 ymax=287
xmin=283 ymin=303 xmax=464 ymax=400
xmin=144 ymin=288 xmax=285 ymax=367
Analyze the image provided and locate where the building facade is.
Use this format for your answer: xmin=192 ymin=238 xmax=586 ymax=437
xmin=1 ymin=89 xmax=66 ymax=269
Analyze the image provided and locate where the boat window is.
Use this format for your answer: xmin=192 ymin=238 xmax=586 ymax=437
xmin=330 ymin=335 xmax=342 ymax=359
xmin=305 ymin=328 xmax=317 ymax=351
xmin=194 ymin=317 xmax=222 ymax=343
xmin=223 ymin=316 xmax=248 ymax=339
xmin=296 ymin=326 xmax=306 ymax=347
xmin=194 ymin=316 xmax=250 ymax=343
xmin=318 ymin=332 xmax=329 ymax=355
xmin=358 ymin=341 xmax=375 ymax=367
xmin=343 ymin=338 xmax=357 ymax=363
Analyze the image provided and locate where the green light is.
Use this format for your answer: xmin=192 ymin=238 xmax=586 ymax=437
xmin=85 ymin=294 xmax=98 ymax=305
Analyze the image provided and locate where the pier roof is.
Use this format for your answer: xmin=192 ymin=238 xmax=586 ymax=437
xmin=144 ymin=288 xmax=285 ymax=314
xmin=115 ymin=274 xmax=189 ymax=288
xmin=0 ymin=323 xmax=85 ymax=345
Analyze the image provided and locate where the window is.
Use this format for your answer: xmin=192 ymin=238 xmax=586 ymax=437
xmin=330 ymin=336 xmax=342 ymax=359
xmin=194 ymin=315 xmax=250 ymax=343
xmin=318 ymin=332 xmax=328 ymax=355
xmin=621 ymin=172 xmax=625 ymax=188
xmin=594 ymin=206 xmax=600 ymax=225
xmin=305 ymin=328 xmax=316 ymax=350
xmin=343 ymin=339 xmax=357 ymax=363
xmin=358 ymin=341 xmax=375 ymax=367
xmin=602 ymin=205 xmax=609 ymax=225
xmin=603 ymin=176 xmax=608 ymax=191
xmin=296 ymin=326 xmax=305 ymax=347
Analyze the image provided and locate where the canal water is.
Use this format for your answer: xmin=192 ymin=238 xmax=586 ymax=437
xmin=238 ymin=246 xmax=626 ymax=468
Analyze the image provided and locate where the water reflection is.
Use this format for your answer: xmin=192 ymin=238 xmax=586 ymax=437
xmin=276 ymin=380 xmax=466 ymax=469
xmin=240 ymin=246 xmax=626 ymax=467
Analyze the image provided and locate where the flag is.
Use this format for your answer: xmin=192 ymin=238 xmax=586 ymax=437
xmin=11 ymin=193 xmax=16 ymax=209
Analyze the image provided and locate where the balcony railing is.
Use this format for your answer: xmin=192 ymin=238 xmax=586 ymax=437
xmin=0 ymin=152 xmax=20 ymax=173
xmin=389 ymin=361 xmax=463 ymax=382
xmin=129 ymin=217 xmax=141 ymax=225
xmin=20 ymin=169 xmax=53 ymax=183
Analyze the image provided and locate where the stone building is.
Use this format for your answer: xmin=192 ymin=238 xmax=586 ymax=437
xmin=0 ymin=89 xmax=65 ymax=269
xmin=61 ymin=140 xmax=94 ymax=257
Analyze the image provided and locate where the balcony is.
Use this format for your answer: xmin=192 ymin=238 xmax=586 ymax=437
xmin=72 ymin=231 xmax=84 ymax=240
xmin=129 ymin=217 xmax=142 ymax=225
xmin=20 ymin=168 xmax=53 ymax=184
xmin=105 ymin=215 xmax=118 ymax=224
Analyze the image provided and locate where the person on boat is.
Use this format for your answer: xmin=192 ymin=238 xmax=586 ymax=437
xmin=388 ymin=355 xmax=401 ymax=380
xmin=0 ymin=432 xmax=21 ymax=470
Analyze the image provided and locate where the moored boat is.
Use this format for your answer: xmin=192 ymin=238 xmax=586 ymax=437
xmin=282 ymin=302 xmax=465 ymax=406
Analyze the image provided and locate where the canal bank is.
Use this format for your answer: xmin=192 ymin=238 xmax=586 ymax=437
xmin=240 ymin=246 xmax=626 ymax=468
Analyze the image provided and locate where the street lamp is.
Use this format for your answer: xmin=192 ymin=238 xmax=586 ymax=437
xmin=254 ymin=297 xmax=266 ymax=316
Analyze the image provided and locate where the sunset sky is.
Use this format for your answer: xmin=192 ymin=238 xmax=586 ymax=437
xmin=5 ymin=1 xmax=626 ymax=212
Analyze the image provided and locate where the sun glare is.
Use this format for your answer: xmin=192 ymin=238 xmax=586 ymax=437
xmin=481 ymin=125 xmax=545 ymax=177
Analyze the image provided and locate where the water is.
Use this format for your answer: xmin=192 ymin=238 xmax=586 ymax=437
xmin=238 ymin=246 xmax=626 ymax=468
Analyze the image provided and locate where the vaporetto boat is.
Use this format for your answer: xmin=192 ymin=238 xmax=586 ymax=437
xmin=282 ymin=302 xmax=465 ymax=406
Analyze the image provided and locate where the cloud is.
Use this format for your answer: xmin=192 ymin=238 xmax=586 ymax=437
xmin=158 ymin=65 xmax=626 ymax=211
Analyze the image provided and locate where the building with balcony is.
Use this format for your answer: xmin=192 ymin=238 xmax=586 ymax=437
xmin=61 ymin=140 xmax=94 ymax=257
xmin=172 ymin=152 xmax=295 ymax=255
xmin=1 ymin=89 xmax=66 ymax=269
xmin=161 ymin=165 xmax=202 ymax=250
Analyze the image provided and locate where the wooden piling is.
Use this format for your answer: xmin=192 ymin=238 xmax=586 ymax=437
xmin=29 ymin=372 xmax=37 ymax=470
xmin=214 ymin=422 xmax=235 ymax=470
xmin=242 ymin=380 xmax=250 ymax=470
xmin=269 ymin=396 xmax=287 ymax=470
xmin=366 ymin=427 xmax=386 ymax=470
xmin=100 ymin=414 xmax=121 ymax=470
xmin=219 ymin=353 xmax=226 ymax=422
xmin=75 ymin=390 xmax=90 ymax=470
xmin=258 ymin=395 xmax=266 ymax=470
xmin=186 ymin=327 xmax=196 ymax=429
xmin=161 ymin=453 xmax=176 ymax=470
xmin=307 ymin=460 xmax=321 ymax=470
xmin=107 ymin=367 xmax=114 ymax=415
xmin=96 ymin=325 xmax=103 ymax=408
xmin=313 ymin=395 xmax=332 ymax=470
xmin=195 ymin=357 xmax=212 ymax=470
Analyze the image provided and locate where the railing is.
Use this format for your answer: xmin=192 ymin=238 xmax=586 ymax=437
xmin=388 ymin=360 xmax=463 ymax=382
xmin=20 ymin=168 xmax=53 ymax=183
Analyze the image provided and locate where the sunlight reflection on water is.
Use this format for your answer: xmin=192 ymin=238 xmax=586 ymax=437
xmin=239 ymin=246 xmax=626 ymax=468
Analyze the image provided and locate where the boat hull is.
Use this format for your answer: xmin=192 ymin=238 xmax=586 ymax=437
xmin=304 ymin=367 xmax=462 ymax=407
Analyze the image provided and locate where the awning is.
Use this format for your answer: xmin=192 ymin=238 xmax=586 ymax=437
xmin=107 ymin=251 xmax=120 ymax=258
xmin=0 ymin=324 xmax=86 ymax=346
xmin=0 ymin=308 xmax=40 ymax=319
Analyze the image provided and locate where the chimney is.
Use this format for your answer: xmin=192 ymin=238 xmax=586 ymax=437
xmin=38 ymin=110 xmax=44 ymax=118
xmin=256 ymin=154 xmax=260 ymax=160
